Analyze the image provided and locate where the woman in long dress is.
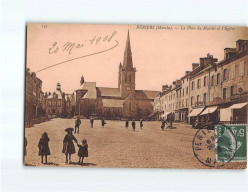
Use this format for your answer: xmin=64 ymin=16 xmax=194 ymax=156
xmin=62 ymin=128 xmax=78 ymax=164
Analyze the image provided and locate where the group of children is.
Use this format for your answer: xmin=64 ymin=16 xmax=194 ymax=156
xmin=38 ymin=129 xmax=88 ymax=165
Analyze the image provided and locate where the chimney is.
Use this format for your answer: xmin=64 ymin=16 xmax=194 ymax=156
xmin=199 ymin=54 xmax=218 ymax=69
xmin=224 ymin=48 xmax=236 ymax=59
xmin=192 ymin=63 xmax=199 ymax=70
xmin=185 ymin=71 xmax=191 ymax=75
xmin=236 ymin=40 xmax=247 ymax=52
xmin=162 ymin=84 xmax=168 ymax=91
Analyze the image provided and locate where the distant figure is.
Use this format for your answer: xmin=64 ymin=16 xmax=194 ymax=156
xmin=131 ymin=120 xmax=136 ymax=132
xmin=125 ymin=120 xmax=129 ymax=128
xmin=90 ymin=117 xmax=94 ymax=128
xmin=77 ymin=139 xmax=88 ymax=165
xmin=38 ymin=132 xmax=50 ymax=164
xmin=101 ymin=119 xmax=106 ymax=128
xmin=161 ymin=120 xmax=165 ymax=131
xmin=75 ymin=116 xmax=81 ymax=134
xmin=62 ymin=128 xmax=78 ymax=164
xmin=140 ymin=119 xmax=143 ymax=129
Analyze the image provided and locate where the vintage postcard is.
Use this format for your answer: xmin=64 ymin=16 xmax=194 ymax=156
xmin=24 ymin=23 xmax=247 ymax=169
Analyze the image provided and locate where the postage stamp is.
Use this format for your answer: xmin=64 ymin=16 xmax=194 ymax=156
xmin=215 ymin=124 xmax=247 ymax=162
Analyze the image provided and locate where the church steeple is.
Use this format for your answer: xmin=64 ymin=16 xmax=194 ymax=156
xmin=123 ymin=30 xmax=133 ymax=70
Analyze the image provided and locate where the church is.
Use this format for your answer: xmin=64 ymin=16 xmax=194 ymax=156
xmin=75 ymin=31 xmax=159 ymax=120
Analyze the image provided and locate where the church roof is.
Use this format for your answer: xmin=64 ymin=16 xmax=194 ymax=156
xmin=135 ymin=90 xmax=159 ymax=100
xmin=47 ymin=90 xmax=63 ymax=99
xmin=98 ymin=87 xmax=121 ymax=97
xmin=81 ymin=82 xmax=97 ymax=99
xmin=102 ymin=99 xmax=124 ymax=108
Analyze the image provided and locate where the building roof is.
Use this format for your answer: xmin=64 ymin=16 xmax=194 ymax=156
xmin=102 ymin=99 xmax=124 ymax=108
xmin=98 ymin=87 xmax=121 ymax=97
xmin=65 ymin=93 xmax=75 ymax=101
xmin=81 ymin=82 xmax=97 ymax=99
xmin=47 ymin=90 xmax=63 ymax=99
xmin=135 ymin=90 xmax=159 ymax=100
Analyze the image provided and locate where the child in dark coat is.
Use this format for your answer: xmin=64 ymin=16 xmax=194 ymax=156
xmin=38 ymin=132 xmax=50 ymax=164
xmin=77 ymin=139 xmax=88 ymax=165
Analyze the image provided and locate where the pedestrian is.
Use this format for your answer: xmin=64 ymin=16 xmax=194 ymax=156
xmin=77 ymin=139 xmax=88 ymax=165
xmin=161 ymin=120 xmax=166 ymax=131
xmin=75 ymin=116 xmax=81 ymax=134
xmin=125 ymin=120 xmax=129 ymax=128
xmin=140 ymin=119 xmax=143 ymax=129
xmin=101 ymin=118 xmax=106 ymax=128
xmin=131 ymin=120 xmax=136 ymax=132
xmin=38 ymin=132 xmax=51 ymax=164
xmin=62 ymin=128 xmax=78 ymax=164
xmin=90 ymin=117 xmax=94 ymax=128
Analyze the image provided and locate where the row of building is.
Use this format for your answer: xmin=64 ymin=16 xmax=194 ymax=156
xmin=153 ymin=39 xmax=248 ymax=125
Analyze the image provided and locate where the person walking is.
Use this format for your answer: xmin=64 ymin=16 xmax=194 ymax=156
xmin=38 ymin=132 xmax=51 ymax=164
xmin=62 ymin=128 xmax=78 ymax=164
xmin=75 ymin=116 xmax=81 ymax=134
xmin=161 ymin=119 xmax=166 ymax=131
xmin=90 ymin=117 xmax=94 ymax=128
xmin=140 ymin=119 xmax=143 ymax=129
xmin=131 ymin=120 xmax=136 ymax=132
xmin=125 ymin=120 xmax=129 ymax=128
xmin=77 ymin=139 xmax=88 ymax=165
xmin=101 ymin=118 xmax=106 ymax=128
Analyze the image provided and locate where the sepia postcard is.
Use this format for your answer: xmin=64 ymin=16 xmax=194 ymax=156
xmin=24 ymin=23 xmax=248 ymax=169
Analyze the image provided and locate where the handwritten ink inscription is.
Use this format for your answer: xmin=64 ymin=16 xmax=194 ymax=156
xmin=49 ymin=31 xmax=117 ymax=54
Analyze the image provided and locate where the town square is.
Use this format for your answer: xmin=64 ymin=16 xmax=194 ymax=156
xmin=24 ymin=24 xmax=248 ymax=168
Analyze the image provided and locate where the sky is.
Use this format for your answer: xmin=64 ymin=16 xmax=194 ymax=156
xmin=27 ymin=24 xmax=248 ymax=93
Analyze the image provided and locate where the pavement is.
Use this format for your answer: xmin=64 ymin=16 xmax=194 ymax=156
xmin=24 ymin=118 xmax=246 ymax=169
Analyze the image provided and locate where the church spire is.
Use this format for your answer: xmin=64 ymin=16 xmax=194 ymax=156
xmin=123 ymin=30 xmax=133 ymax=69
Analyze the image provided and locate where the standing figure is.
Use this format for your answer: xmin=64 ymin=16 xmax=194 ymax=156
xmin=131 ymin=120 xmax=136 ymax=132
xmin=161 ymin=120 xmax=166 ymax=131
xmin=101 ymin=119 xmax=106 ymax=128
xmin=90 ymin=117 xmax=94 ymax=128
xmin=77 ymin=139 xmax=88 ymax=165
xmin=75 ymin=116 xmax=81 ymax=134
xmin=140 ymin=119 xmax=143 ymax=129
xmin=62 ymin=128 xmax=78 ymax=164
xmin=38 ymin=132 xmax=51 ymax=164
xmin=125 ymin=120 xmax=129 ymax=128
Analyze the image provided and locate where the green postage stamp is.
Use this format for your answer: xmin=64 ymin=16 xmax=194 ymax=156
xmin=215 ymin=124 xmax=247 ymax=162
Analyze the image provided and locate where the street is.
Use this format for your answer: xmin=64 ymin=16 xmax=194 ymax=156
xmin=24 ymin=119 xmax=246 ymax=169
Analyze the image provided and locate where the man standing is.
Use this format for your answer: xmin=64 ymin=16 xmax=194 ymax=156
xmin=131 ymin=120 xmax=136 ymax=132
xmin=75 ymin=116 xmax=81 ymax=134
xmin=90 ymin=117 xmax=94 ymax=128
xmin=140 ymin=119 xmax=143 ymax=130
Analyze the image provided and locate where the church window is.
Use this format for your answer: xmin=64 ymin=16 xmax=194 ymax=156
xmin=129 ymin=75 xmax=131 ymax=82
xmin=125 ymin=74 xmax=127 ymax=82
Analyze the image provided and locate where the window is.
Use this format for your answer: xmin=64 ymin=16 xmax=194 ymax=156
xmin=223 ymin=69 xmax=228 ymax=81
xmin=197 ymin=95 xmax=200 ymax=103
xmin=191 ymin=81 xmax=195 ymax=90
xmin=191 ymin=96 xmax=194 ymax=105
xmin=203 ymin=76 xmax=207 ymax=86
xmin=186 ymin=99 xmax=188 ymax=107
xmin=239 ymin=61 xmax=244 ymax=76
xmin=203 ymin=93 xmax=207 ymax=104
xmin=182 ymin=89 xmax=184 ymax=96
xmin=197 ymin=79 xmax=201 ymax=88
xmin=231 ymin=86 xmax=235 ymax=96
xmin=186 ymin=87 xmax=188 ymax=95
xmin=223 ymin=88 xmax=227 ymax=99
xmin=230 ymin=65 xmax=235 ymax=79
xmin=129 ymin=75 xmax=132 ymax=82
xmin=211 ymin=75 xmax=214 ymax=86
xmin=217 ymin=73 xmax=220 ymax=85
xmin=125 ymin=74 xmax=127 ymax=82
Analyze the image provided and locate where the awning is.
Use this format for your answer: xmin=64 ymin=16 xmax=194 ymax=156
xmin=200 ymin=106 xmax=218 ymax=115
xmin=229 ymin=102 xmax=248 ymax=109
xmin=188 ymin=108 xmax=205 ymax=117
xmin=220 ymin=108 xmax=232 ymax=122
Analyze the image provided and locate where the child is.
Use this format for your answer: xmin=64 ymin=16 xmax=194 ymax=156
xmin=77 ymin=139 xmax=88 ymax=165
xmin=38 ymin=132 xmax=50 ymax=164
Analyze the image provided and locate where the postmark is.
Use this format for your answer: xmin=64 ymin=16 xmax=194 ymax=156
xmin=192 ymin=124 xmax=239 ymax=167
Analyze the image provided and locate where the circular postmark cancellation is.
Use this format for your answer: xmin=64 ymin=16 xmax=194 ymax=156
xmin=192 ymin=124 xmax=237 ymax=168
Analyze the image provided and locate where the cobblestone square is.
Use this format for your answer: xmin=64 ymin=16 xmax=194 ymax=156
xmin=24 ymin=119 xmax=246 ymax=169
